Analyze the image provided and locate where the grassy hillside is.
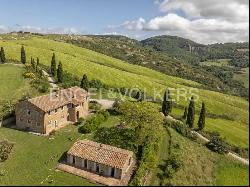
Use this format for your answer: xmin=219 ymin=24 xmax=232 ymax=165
xmin=0 ymin=64 xmax=39 ymax=117
xmin=0 ymin=36 xmax=248 ymax=147
xmin=46 ymin=34 xmax=248 ymax=97
xmin=233 ymin=67 xmax=249 ymax=88
xmin=162 ymin=128 xmax=249 ymax=186
xmin=172 ymin=108 xmax=248 ymax=148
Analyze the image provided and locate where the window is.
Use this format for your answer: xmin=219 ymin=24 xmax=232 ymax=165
xmin=36 ymin=122 xmax=40 ymax=126
xmin=55 ymin=109 xmax=57 ymax=113
xmin=27 ymin=110 xmax=31 ymax=115
xmin=19 ymin=118 xmax=23 ymax=122
xmin=28 ymin=119 xmax=31 ymax=124
xmin=49 ymin=120 xmax=52 ymax=124
xmin=48 ymin=111 xmax=51 ymax=115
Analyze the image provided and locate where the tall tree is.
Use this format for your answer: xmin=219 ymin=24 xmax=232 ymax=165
xmin=80 ymin=74 xmax=89 ymax=91
xmin=182 ymin=107 xmax=188 ymax=120
xmin=31 ymin=57 xmax=36 ymax=69
xmin=50 ymin=53 xmax=57 ymax=76
xmin=186 ymin=96 xmax=195 ymax=128
xmin=197 ymin=102 xmax=206 ymax=130
xmin=162 ymin=89 xmax=172 ymax=116
xmin=57 ymin=61 xmax=63 ymax=83
xmin=36 ymin=57 xmax=39 ymax=72
xmin=21 ymin=46 xmax=26 ymax=64
xmin=0 ymin=47 xmax=6 ymax=63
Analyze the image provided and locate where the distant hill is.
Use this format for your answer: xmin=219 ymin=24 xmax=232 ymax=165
xmin=45 ymin=34 xmax=249 ymax=98
xmin=141 ymin=35 xmax=249 ymax=67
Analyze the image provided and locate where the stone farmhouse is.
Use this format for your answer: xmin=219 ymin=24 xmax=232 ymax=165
xmin=15 ymin=86 xmax=89 ymax=134
xmin=59 ymin=139 xmax=135 ymax=185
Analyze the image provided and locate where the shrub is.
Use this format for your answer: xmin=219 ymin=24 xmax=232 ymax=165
xmin=78 ymin=110 xmax=110 ymax=134
xmin=49 ymin=130 xmax=56 ymax=136
xmin=74 ymin=117 xmax=85 ymax=126
xmin=31 ymin=78 xmax=50 ymax=93
xmin=89 ymin=79 xmax=103 ymax=89
xmin=0 ymin=141 xmax=14 ymax=162
xmin=79 ymin=123 xmax=92 ymax=134
xmin=23 ymin=72 xmax=36 ymax=79
xmin=89 ymin=101 xmax=102 ymax=111
xmin=205 ymin=134 xmax=229 ymax=154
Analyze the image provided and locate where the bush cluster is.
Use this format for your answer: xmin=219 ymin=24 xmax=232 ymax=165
xmin=23 ymin=72 xmax=36 ymax=79
xmin=79 ymin=110 xmax=110 ymax=134
xmin=0 ymin=141 xmax=14 ymax=162
xmin=205 ymin=133 xmax=229 ymax=154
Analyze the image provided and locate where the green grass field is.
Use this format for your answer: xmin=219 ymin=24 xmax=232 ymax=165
xmin=0 ymin=115 xmax=120 ymax=186
xmin=154 ymin=128 xmax=249 ymax=186
xmin=233 ymin=67 xmax=249 ymax=88
xmin=0 ymin=64 xmax=39 ymax=116
xmin=0 ymin=125 xmax=95 ymax=186
xmin=215 ymin=156 xmax=249 ymax=186
xmin=172 ymin=107 xmax=249 ymax=148
xmin=0 ymin=36 xmax=248 ymax=148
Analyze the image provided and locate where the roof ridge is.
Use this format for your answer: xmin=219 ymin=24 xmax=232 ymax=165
xmin=77 ymin=140 xmax=131 ymax=156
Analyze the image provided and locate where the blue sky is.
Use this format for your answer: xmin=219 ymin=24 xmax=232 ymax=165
xmin=0 ymin=0 xmax=249 ymax=43
xmin=0 ymin=0 xmax=160 ymax=34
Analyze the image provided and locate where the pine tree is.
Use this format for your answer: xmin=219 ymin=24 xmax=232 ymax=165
xmin=186 ymin=96 xmax=195 ymax=128
xmin=36 ymin=57 xmax=39 ymax=72
xmin=57 ymin=61 xmax=63 ymax=83
xmin=80 ymin=74 xmax=89 ymax=91
xmin=182 ymin=107 xmax=188 ymax=119
xmin=197 ymin=102 xmax=206 ymax=130
xmin=0 ymin=47 xmax=6 ymax=63
xmin=21 ymin=46 xmax=26 ymax=64
xmin=50 ymin=53 xmax=57 ymax=76
xmin=162 ymin=89 xmax=172 ymax=116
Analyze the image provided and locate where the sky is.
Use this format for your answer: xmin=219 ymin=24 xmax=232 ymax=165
xmin=0 ymin=0 xmax=249 ymax=44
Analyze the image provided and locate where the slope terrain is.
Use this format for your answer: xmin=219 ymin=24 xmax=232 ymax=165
xmin=0 ymin=35 xmax=248 ymax=148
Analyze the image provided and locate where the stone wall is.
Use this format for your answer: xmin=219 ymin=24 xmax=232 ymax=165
xmin=15 ymin=101 xmax=45 ymax=133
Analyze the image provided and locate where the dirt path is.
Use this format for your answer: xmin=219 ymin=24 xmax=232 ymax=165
xmin=89 ymin=99 xmax=115 ymax=109
xmin=42 ymin=70 xmax=59 ymax=90
xmin=166 ymin=115 xmax=249 ymax=166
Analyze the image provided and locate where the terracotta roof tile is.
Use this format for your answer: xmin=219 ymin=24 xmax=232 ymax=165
xmin=68 ymin=140 xmax=133 ymax=170
xmin=28 ymin=86 xmax=88 ymax=112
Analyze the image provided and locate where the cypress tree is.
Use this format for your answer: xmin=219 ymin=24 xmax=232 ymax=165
xmin=31 ymin=57 xmax=36 ymax=69
xmin=182 ymin=106 xmax=188 ymax=119
xmin=80 ymin=74 xmax=89 ymax=91
xmin=186 ymin=96 xmax=195 ymax=128
xmin=162 ymin=89 xmax=172 ymax=116
xmin=57 ymin=61 xmax=63 ymax=83
xmin=36 ymin=57 xmax=39 ymax=72
xmin=21 ymin=46 xmax=26 ymax=64
xmin=198 ymin=102 xmax=206 ymax=130
xmin=0 ymin=47 xmax=6 ymax=63
xmin=50 ymin=53 xmax=57 ymax=76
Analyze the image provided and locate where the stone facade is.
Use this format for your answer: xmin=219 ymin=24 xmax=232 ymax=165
xmin=15 ymin=87 xmax=89 ymax=134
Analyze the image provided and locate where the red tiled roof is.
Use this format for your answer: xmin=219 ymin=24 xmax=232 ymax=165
xmin=28 ymin=86 xmax=88 ymax=112
xmin=68 ymin=140 xmax=133 ymax=170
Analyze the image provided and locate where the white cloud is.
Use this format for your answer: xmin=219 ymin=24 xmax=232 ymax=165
xmin=109 ymin=0 xmax=249 ymax=44
xmin=159 ymin=0 xmax=249 ymax=22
